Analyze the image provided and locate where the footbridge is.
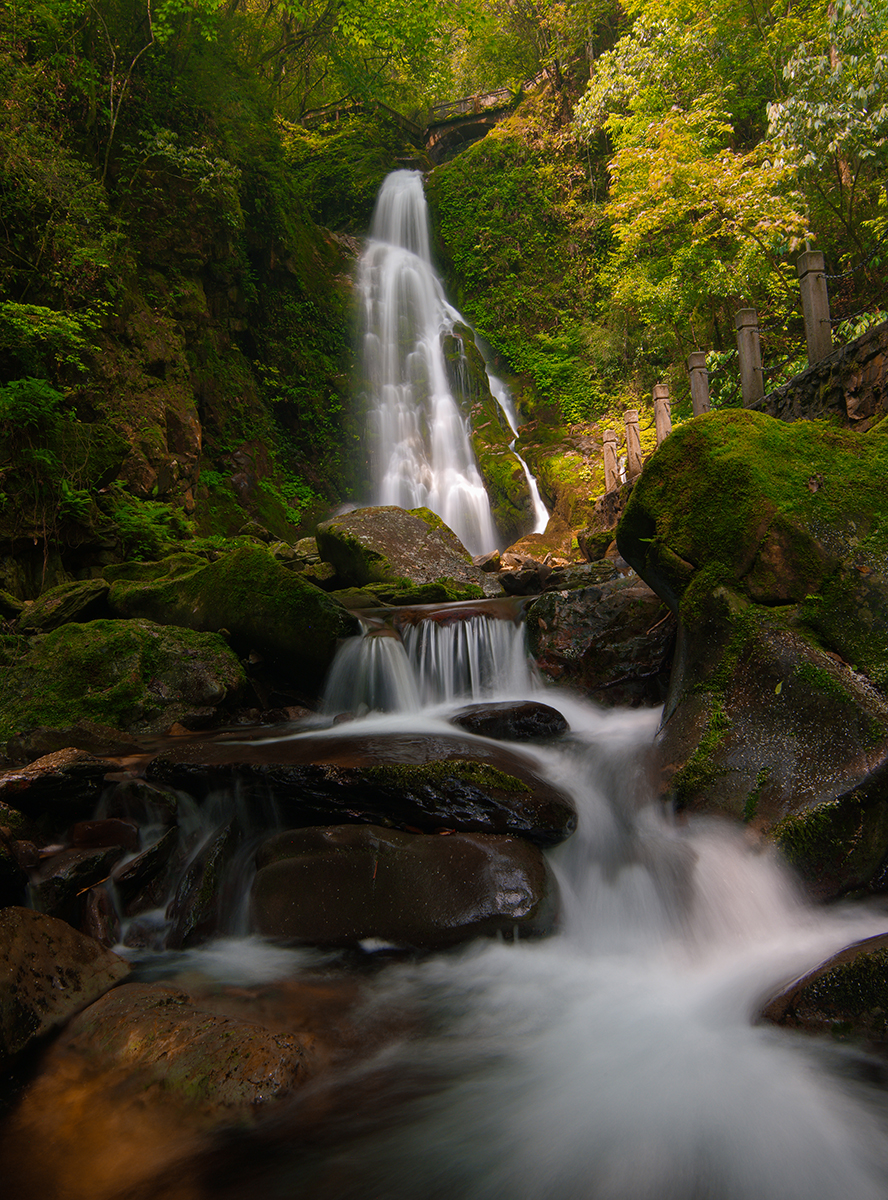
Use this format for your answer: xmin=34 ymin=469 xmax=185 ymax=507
xmin=302 ymin=78 xmax=543 ymax=162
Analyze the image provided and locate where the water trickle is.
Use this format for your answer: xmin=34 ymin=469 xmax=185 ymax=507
xmin=358 ymin=169 xmax=542 ymax=554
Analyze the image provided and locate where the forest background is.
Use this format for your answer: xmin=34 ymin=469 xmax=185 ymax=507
xmin=0 ymin=0 xmax=886 ymax=583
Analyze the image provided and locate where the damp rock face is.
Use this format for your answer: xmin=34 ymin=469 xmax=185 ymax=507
xmin=147 ymin=729 xmax=578 ymax=847
xmin=251 ymin=824 xmax=558 ymax=948
xmin=526 ymin=572 xmax=675 ymax=707
xmin=449 ymin=700 xmax=569 ymax=741
xmin=0 ymin=906 xmax=130 ymax=1069
xmin=617 ymin=409 xmax=888 ymax=896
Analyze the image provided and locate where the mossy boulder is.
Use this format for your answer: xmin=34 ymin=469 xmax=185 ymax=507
xmin=761 ymin=932 xmax=888 ymax=1047
xmin=617 ymin=410 xmax=888 ymax=896
xmin=251 ymin=824 xmax=558 ymax=949
xmin=17 ymin=579 xmax=111 ymax=633
xmin=315 ymin=505 xmax=498 ymax=599
xmin=0 ymin=619 xmax=247 ymax=739
xmin=107 ymin=545 xmax=360 ymax=694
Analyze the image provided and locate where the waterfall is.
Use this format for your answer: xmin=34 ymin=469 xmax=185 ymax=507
xmin=322 ymin=601 xmax=536 ymax=713
xmin=358 ymin=169 xmax=531 ymax=555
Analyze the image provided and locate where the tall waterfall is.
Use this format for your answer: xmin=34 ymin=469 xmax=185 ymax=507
xmin=357 ymin=169 xmax=506 ymax=556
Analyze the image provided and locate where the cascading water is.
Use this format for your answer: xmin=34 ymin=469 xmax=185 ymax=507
xmin=144 ymin=608 xmax=888 ymax=1200
xmin=357 ymin=169 xmax=546 ymax=554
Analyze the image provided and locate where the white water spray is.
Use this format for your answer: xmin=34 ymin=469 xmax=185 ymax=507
xmin=358 ymin=169 xmax=536 ymax=555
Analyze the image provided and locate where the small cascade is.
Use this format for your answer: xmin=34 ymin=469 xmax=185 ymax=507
xmin=489 ymin=374 xmax=549 ymax=533
xmin=357 ymin=169 xmax=547 ymax=555
xmin=323 ymin=600 xmax=535 ymax=713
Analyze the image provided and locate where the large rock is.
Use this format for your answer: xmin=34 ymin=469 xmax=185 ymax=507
xmin=0 ymin=907 xmax=129 ymax=1069
xmin=617 ymin=410 xmax=888 ymax=896
xmin=107 ymin=546 xmax=359 ymax=694
xmin=251 ymin=824 xmax=557 ymax=947
xmin=527 ymin=572 xmax=675 ymax=707
xmin=0 ymin=619 xmax=247 ymax=739
xmin=316 ymin=505 xmax=500 ymax=599
xmin=147 ymin=728 xmax=577 ymax=847
xmin=761 ymin=933 xmax=888 ymax=1047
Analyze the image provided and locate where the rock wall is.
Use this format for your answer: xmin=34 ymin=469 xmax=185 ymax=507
xmin=751 ymin=320 xmax=888 ymax=430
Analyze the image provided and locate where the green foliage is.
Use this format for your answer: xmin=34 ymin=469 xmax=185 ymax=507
xmin=427 ymin=96 xmax=613 ymax=422
xmin=101 ymin=482 xmax=191 ymax=560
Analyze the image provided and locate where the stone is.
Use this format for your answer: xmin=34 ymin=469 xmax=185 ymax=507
xmin=251 ymin=824 xmax=558 ymax=948
xmin=316 ymin=505 xmax=499 ymax=599
xmin=0 ymin=747 xmax=118 ymax=820
xmin=165 ymin=820 xmax=242 ymax=948
xmin=0 ymin=619 xmax=248 ymax=740
xmin=107 ymin=546 xmax=359 ymax=695
xmin=761 ymin=933 xmax=888 ymax=1047
xmin=31 ymin=844 xmax=127 ymax=927
xmin=527 ymin=573 xmax=675 ymax=707
xmin=16 ymin=579 xmax=111 ymax=633
xmin=449 ymin=701 xmax=569 ymax=741
xmin=617 ymin=409 xmax=888 ymax=894
xmin=0 ymin=906 xmax=129 ymax=1069
xmin=147 ymin=729 xmax=577 ymax=848
xmin=112 ymin=826 xmax=179 ymax=916
xmin=69 ymin=818 xmax=141 ymax=852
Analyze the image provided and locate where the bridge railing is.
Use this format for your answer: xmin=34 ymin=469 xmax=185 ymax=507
xmin=598 ymin=249 xmax=885 ymax=492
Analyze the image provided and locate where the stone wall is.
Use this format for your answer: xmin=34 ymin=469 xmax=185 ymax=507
xmin=750 ymin=320 xmax=888 ymax=430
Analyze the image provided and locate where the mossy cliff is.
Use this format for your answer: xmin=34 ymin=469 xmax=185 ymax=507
xmin=618 ymin=409 xmax=888 ymax=897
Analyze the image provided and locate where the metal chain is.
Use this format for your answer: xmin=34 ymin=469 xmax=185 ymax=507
xmin=824 ymin=238 xmax=888 ymax=281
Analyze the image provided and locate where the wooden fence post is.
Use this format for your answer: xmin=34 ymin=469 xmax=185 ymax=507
xmin=624 ymin=409 xmax=643 ymax=479
xmin=734 ymin=309 xmax=764 ymax=405
xmin=797 ymin=250 xmax=833 ymax=364
xmin=687 ymin=352 xmax=711 ymax=415
xmin=603 ymin=429 xmax=620 ymax=491
xmin=653 ymin=383 xmax=672 ymax=444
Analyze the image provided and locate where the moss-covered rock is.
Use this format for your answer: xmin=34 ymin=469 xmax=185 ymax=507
xmin=0 ymin=619 xmax=247 ymax=738
xmin=316 ymin=505 xmax=498 ymax=599
xmin=761 ymin=932 xmax=888 ymax=1046
xmin=617 ymin=411 xmax=888 ymax=895
xmin=17 ymin=579 xmax=111 ymax=634
xmin=107 ymin=545 xmax=359 ymax=694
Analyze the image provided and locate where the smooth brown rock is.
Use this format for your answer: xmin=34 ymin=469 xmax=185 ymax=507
xmin=0 ymin=906 xmax=129 ymax=1068
xmin=251 ymin=824 xmax=558 ymax=947
xmin=449 ymin=701 xmax=569 ymax=741
xmin=0 ymin=747 xmax=117 ymax=819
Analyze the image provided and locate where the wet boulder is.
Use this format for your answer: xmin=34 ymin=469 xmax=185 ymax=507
xmin=449 ymin=701 xmax=569 ymax=741
xmin=147 ymin=728 xmax=577 ymax=847
xmin=31 ymin=844 xmax=127 ymax=928
xmin=251 ymin=824 xmax=558 ymax=947
xmin=0 ymin=906 xmax=129 ymax=1069
xmin=617 ymin=410 xmax=888 ymax=895
xmin=761 ymin=933 xmax=888 ymax=1048
xmin=107 ymin=546 xmax=359 ymax=695
xmin=0 ymin=747 xmax=119 ymax=822
xmin=0 ymin=619 xmax=248 ymax=740
xmin=527 ymin=573 xmax=675 ymax=707
xmin=316 ymin=505 xmax=500 ymax=599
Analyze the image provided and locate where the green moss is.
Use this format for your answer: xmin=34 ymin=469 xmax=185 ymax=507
xmin=772 ymin=791 xmax=888 ymax=893
xmin=743 ymin=768 xmax=770 ymax=823
xmin=365 ymin=760 xmax=531 ymax=794
xmin=669 ymin=696 xmax=731 ymax=808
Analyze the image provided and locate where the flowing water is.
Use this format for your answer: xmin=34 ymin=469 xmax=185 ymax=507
xmin=357 ymin=169 xmax=547 ymax=553
xmin=113 ymin=610 xmax=888 ymax=1199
